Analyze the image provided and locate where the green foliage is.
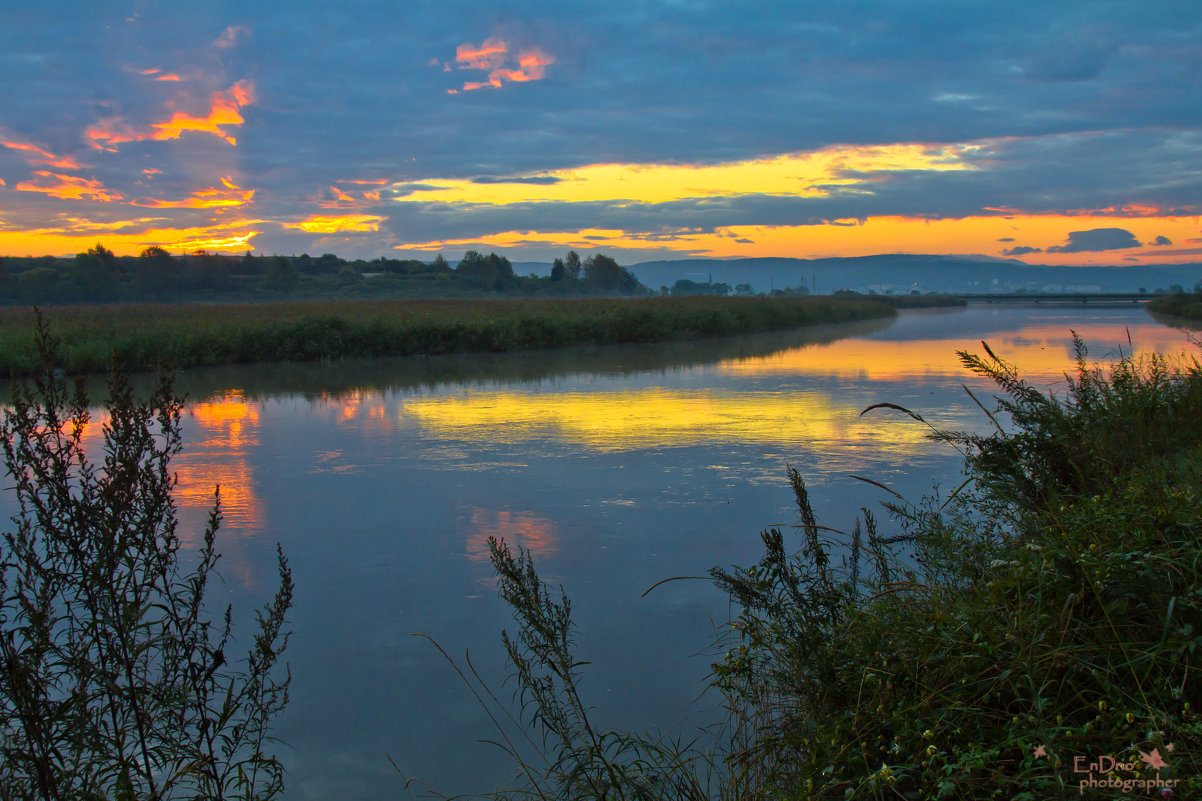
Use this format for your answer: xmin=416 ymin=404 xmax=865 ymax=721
xmin=0 ymin=296 xmax=896 ymax=376
xmin=0 ymin=313 xmax=293 ymax=801
xmin=705 ymin=337 xmax=1202 ymax=798
xmin=263 ymin=256 xmax=299 ymax=293
xmin=471 ymin=334 xmax=1202 ymax=800
xmin=1148 ymin=291 xmax=1202 ymax=321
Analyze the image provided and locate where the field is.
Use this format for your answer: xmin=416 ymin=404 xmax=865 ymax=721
xmin=0 ymin=295 xmax=912 ymax=376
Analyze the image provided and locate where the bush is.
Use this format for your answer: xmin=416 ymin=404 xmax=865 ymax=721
xmin=0 ymin=314 xmax=293 ymax=801
xmin=473 ymin=335 xmax=1202 ymax=800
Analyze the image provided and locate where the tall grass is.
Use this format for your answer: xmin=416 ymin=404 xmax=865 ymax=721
xmin=0 ymin=297 xmax=898 ymax=376
xmin=472 ymin=335 xmax=1202 ymax=799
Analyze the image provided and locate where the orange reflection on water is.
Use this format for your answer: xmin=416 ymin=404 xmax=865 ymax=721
xmin=400 ymin=388 xmax=930 ymax=456
xmin=177 ymin=390 xmax=262 ymax=534
xmin=463 ymin=507 xmax=559 ymax=561
xmin=719 ymin=321 xmax=1196 ymax=383
xmin=321 ymin=389 xmax=393 ymax=434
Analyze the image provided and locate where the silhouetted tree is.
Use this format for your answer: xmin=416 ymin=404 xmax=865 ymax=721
xmin=132 ymin=246 xmax=181 ymax=297
xmin=264 ymin=255 xmax=299 ymax=292
xmin=564 ymin=251 xmax=582 ymax=280
xmin=550 ymin=258 xmax=567 ymax=282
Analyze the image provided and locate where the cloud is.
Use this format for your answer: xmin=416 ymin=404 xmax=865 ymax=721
xmin=1003 ymin=245 xmax=1043 ymax=256
xmin=1152 ymin=235 xmax=1173 ymax=245
xmin=448 ymin=37 xmax=554 ymax=93
xmin=16 ymin=172 xmax=124 ymax=202
xmin=284 ymin=214 xmax=383 ymax=234
xmin=2 ymin=140 xmax=80 ymax=170
xmin=87 ymin=81 xmax=255 ymax=149
xmin=212 ymin=25 xmax=249 ymax=50
xmin=471 ymin=175 xmax=563 ymax=185
xmin=131 ymin=177 xmax=254 ymax=209
xmin=1047 ymin=227 xmax=1141 ymax=253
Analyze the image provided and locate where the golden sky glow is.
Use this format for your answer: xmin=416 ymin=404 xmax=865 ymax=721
xmin=285 ymin=214 xmax=384 ymax=233
xmin=397 ymin=211 xmax=1202 ymax=266
xmin=396 ymin=144 xmax=977 ymax=205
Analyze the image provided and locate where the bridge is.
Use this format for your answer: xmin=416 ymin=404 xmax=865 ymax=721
xmin=962 ymin=292 xmax=1166 ymax=305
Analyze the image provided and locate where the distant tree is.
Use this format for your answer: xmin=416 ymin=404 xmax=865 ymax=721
xmin=735 ymin=283 xmax=754 ymax=296
xmin=583 ymin=254 xmax=623 ymax=291
xmin=185 ymin=251 xmax=232 ymax=291
xmin=315 ymin=253 xmax=343 ymax=273
xmin=564 ymin=251 xmax=582 ymax=280
xmin=431 ymin=253 xmax=451 ymax=274
xmin=338 ymin=265 xmax=363 ymax=284
xmin=17 ymin=268 xmax=61 ymax=303
xmin=69 ymin=243 xmax=120 ymax=300
xmin=132 ymin=246 xmax=180 ymax=296
xmin=456 ymin=251 xmax=513 ymax=290
xmin=550 ymin=258 xmax=566 ymax=282
xmin=264 ymin=255 xmax=299 ymax=292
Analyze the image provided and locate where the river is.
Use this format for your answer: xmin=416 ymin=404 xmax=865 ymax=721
xmin=2 ymin=305 xmax=1196 ymax=799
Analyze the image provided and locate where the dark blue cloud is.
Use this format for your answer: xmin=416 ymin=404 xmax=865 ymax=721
xmin=1047 ymin=228 xmax=1141 ymax=253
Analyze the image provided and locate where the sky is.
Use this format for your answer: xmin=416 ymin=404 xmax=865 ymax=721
xmin=1 ymin=0 xmax=1201 ymax=266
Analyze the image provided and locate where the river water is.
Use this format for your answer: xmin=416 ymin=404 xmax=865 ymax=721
xmin=2 ymin=305 xmax=1196 ymax=798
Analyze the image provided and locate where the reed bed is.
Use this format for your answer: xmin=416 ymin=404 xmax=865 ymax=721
xmin=0 ymin=296 xmax=895 ymax=376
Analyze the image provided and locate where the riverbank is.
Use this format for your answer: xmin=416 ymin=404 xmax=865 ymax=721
xmin=0 ymin=295 xmax=921 ymax=376
xmin=1148 ymin=291 xmax=1202 ymax=321
xmin=482 ymin=332 xmax=1202 ymax=798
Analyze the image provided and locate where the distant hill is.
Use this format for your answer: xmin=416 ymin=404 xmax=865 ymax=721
xmin=627 ymin=254 xmax=1202 ymax=295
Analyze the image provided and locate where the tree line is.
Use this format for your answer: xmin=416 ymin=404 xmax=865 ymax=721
xmin=0 ymin=244 xmax=651 ymax=304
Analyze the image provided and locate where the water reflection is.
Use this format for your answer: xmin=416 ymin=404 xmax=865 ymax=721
xmin=2 ymin=306 xmax=1198 ymax=800
xmin=463 ymin=507 xmax=559 ymax=562
xmin=177 ymin=390 xmax=263 ymax=535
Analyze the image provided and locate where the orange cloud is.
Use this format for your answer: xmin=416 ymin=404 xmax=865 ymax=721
xmin=2 ymin=140 xmax=81 ymax=170
xmin=155 ymin=73 xmax=183 ymax=82
xmin=336 ymin=178 xmax=388 ymax=185
xmin=15 ymin=171 xmax=124 ymax=202
xmin=455 ymin=36 xmax=508 ymax=70
xmin=131 ymin=176 xmax=254 ymax=209
xmin=284 ymin=214 xmax=383 ymax=233
xmin=317 ymin=184 xmax=384 ymax=209
xmin=87 ymin=81 xmax=255 ymax=150
xmin=450 ymin=37 xmax=554 ymax=92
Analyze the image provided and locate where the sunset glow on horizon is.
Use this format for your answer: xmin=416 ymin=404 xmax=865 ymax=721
xmin=0 ymin=3 xmax=1198 ymax=269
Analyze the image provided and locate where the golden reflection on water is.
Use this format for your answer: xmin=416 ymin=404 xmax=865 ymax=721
xmin=177 ymin=390 xmax=262 ymax=535
xmin=399 ymin=388 xmax=931 ymax=455
xmin=719 ymin=322 xmax=1195 ymax=382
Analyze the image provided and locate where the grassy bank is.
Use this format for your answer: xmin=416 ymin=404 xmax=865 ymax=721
xmin=0 ymin=296 xmax=898 ymax=376
xmin=474 ymin=337 xmax=1202 ymax=799
xmin=1149 ymin=291 xmax=1202 ymax=321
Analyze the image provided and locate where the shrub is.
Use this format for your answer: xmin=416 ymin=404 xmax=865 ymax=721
xmin=0 ymin=314 xmax=293 ymax=801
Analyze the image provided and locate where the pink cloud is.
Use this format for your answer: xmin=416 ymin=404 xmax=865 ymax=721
xmin=449 ymin=38 xmax=554 ymax=92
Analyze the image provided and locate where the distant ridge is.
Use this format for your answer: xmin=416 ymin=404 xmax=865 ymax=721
xmin=627 ymin=254 xmax=1202 ymax=294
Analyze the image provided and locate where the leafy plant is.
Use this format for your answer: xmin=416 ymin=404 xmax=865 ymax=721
xmin=0 ymin=313 xmax=293 ymax=801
